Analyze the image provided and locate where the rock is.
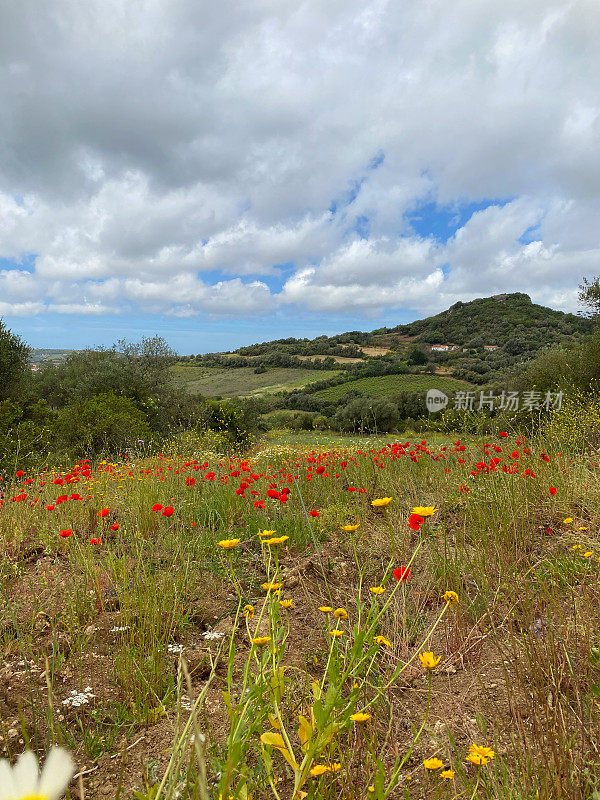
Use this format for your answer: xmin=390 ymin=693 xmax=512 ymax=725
xmin=34 ymin=612 xmax=51 ymax=633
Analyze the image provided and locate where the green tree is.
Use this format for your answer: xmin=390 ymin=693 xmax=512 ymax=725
xmin=0 ymin=319 xmax=30 ymax=401
xmin=578 ymin=276 xmax=600 ymax=320
xmin=54 ymin=392 xmax=151 ymax=457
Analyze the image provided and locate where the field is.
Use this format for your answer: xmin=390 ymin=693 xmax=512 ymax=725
xmin=171 ymin=364 xmax=341 ymax=397
xmin=314 ymin=373 xmax=473 ymax=401
xmin=1 ymin=431 xmax=599 ymax=799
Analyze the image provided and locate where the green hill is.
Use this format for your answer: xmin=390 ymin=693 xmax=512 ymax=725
xmin=389 ymin=293 xmax=591 ymax=349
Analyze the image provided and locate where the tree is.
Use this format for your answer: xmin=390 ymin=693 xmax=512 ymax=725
xmin=54 ymin=392 xmax=151 ymax=457
xmin=333 ymin=397 xmax=399 ymax=433
xmin=0 ymin=319 xmax=30 ymax=401
xmin=579 ymin=276 xmax=600 ymax=320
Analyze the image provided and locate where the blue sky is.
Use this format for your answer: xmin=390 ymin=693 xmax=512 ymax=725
xmin=0 ymin=1 xmax=597 ymax=353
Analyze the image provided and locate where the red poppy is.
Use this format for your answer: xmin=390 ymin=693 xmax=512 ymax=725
xmin=15 ymin=470 xmax=25 ymax=478
xmin=151 ymin=503 xmax=163 ymax=512
xmin=162 ymin=506 xmax=174 ymax=517
xmin=45 ymin=504 xmax=55 ymax=511
xmin=59 ymin=529 xmax=73 ymax=538
xmin=89 ymin=537 xmax=102 ymax=545
xmin=499 ymin=432 xmax=508 ymax=438
xmin=185 ymin=477 xmax=196 ymax=486
xmin=309 ymin=510 xmax=320 ymax=517
xmin=393 ymin=566 xmax=411 ymax=582
xmin=98 ymin=509 xmax=110 ymax=517
xmin=549 ymin=487 xmax=557 ymax=496
xmin=110 ymin=523 xmax=119 ymax=531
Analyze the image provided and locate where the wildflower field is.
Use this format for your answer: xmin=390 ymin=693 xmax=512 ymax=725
xmin=1 ymin=431 xmax=599 ymax=799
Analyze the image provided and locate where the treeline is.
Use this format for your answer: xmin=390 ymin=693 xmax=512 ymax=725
xmin=0 ymin=324 xmax=261 ymax=474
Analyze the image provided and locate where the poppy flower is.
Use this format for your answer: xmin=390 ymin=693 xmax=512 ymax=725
xmin=15 ymin=470 xmax=25 ymax=478
xmin=89 ymin=537 xmax=102 ymax=545
xmin=110 ymin=523 xmax=119 ymax=531
xmin=59 ymin=529 xmax=73 ymax=538
xmin=98 ymin=509 xmax=110 ymax=518
xmin=162 ymin=506 xmax=174 ymax=517
xmin=308 ymin=510 xmax=319 ymax=517
xmin=393 ymin=566 xmax=411 ymax=582
xmin=549 ymin=487 xmax=557 ymax=496
xmin=151 ymin=503 xmax=163 ymax=512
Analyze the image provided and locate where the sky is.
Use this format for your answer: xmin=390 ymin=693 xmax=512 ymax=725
xmin=0 ymin=0 xmax=599 ymax=353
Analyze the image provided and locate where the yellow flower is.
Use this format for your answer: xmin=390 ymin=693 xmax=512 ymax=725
xmin=466 ymin=744 xmax=495 ymax=766
xmin=264 ymin=536 xmax=289 ymax=546
xmin=310 ymin=764 xmax=330 ymax=776
xmin=441 ymin=769 xmax=455 ymax=779
xmin=443 ymin=590 xmax=459 ymax=605
xmin=371 ymin=497 xmax=392 ymax=507
xmin=250 ymin=636 xmax=271 ymax=646
xmin=349 ymin=712 xmax=371 ymax=722
xmin=329 ymin=629 xmax=344 ymax=637
xmin=423 ymin=757 xmax=444 ymax=770
xmin=333 ymin=608 xmax=348 ymax=619
xmin=584 ymin=551 xmax=593 ymax=558
xmin=329 ymin=762 xmax=341 ymax=773
xmin=579 ymin=526 xmax=589 ymax=530
xmin=411 ymin=506 xmax=437 ymax=517
xmin=318 ymin=606 xmax=333 ymax=613
xmin=218 ymin=538 xmax=240 ymax=549
xmin=572 ymin=544 xmax=581 ymax=550
xmin=419 ymin=651 xmax=441 ymax=670
xmin=262 ymin=582 xmax=283 ymax=591
xmin=563 ymin=517 xmax=573 ymax=524
xmin=369 ymin=586 xmax=385 ymax=595
xmin=279 ymin=599 xmax=293 ymax=608
xmin=374 ymin=635 xmax=392 ymax=646
xmin=340 ymin=524 xmax=360 ymax=532
xmin=258 ymin=529 xmax=277 ymax=537
xmin=242 ymin=604 xmax=254 ymax=618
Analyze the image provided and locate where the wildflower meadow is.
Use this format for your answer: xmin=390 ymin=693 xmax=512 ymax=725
xmin=1 ymin=427 xmax=599 ymax=799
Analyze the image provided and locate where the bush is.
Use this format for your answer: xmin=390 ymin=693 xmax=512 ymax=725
xmin=54 ymin=392 xmax=152 ymax=458
xmin=333 ymin=397 xmax=399 ymax=433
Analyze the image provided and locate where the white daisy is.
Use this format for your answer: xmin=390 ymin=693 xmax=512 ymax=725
xmin=0 ymin=748 xmax=74 ymax=800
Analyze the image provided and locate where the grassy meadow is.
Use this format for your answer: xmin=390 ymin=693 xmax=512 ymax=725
xmin=1 ymin=429 xmax=599 ymax=799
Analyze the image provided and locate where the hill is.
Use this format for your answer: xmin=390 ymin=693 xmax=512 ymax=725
xmin=182 ymin=293 xmax=592 ymax=392
xmin=29 ymin=348 xmax=75 ymax=365
xmin=388 ymin=292 xmax=591 ymax=350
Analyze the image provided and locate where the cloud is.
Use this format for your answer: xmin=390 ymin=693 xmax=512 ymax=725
xmin=0 ymin=0 xmax=599 ymax=323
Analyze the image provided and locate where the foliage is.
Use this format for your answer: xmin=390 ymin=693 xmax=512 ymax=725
xmin=333 ymin=397 xmax=399 ymax=433
xmin=54 ymin=392 xmax=152 ymax=457
xmin=0 ymin=318 xmax=31 ymax=401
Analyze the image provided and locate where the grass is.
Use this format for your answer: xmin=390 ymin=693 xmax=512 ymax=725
xmin=1 ymin=428 xmax=600 ymax=798
xmin=171 ymin=364 xmax=341 ymax=398
xmin=313 ymin=373 xmax=473 ymax=401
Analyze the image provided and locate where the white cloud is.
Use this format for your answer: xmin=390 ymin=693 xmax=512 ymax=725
xmin=0 ymin=0 xmax=598 ymax=321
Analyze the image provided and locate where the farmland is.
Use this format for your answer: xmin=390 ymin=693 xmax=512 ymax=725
xmin=171 ymin=364 xmax=341 ymax=397
xmin=314 ymin=373 xmax=473 ymax=401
